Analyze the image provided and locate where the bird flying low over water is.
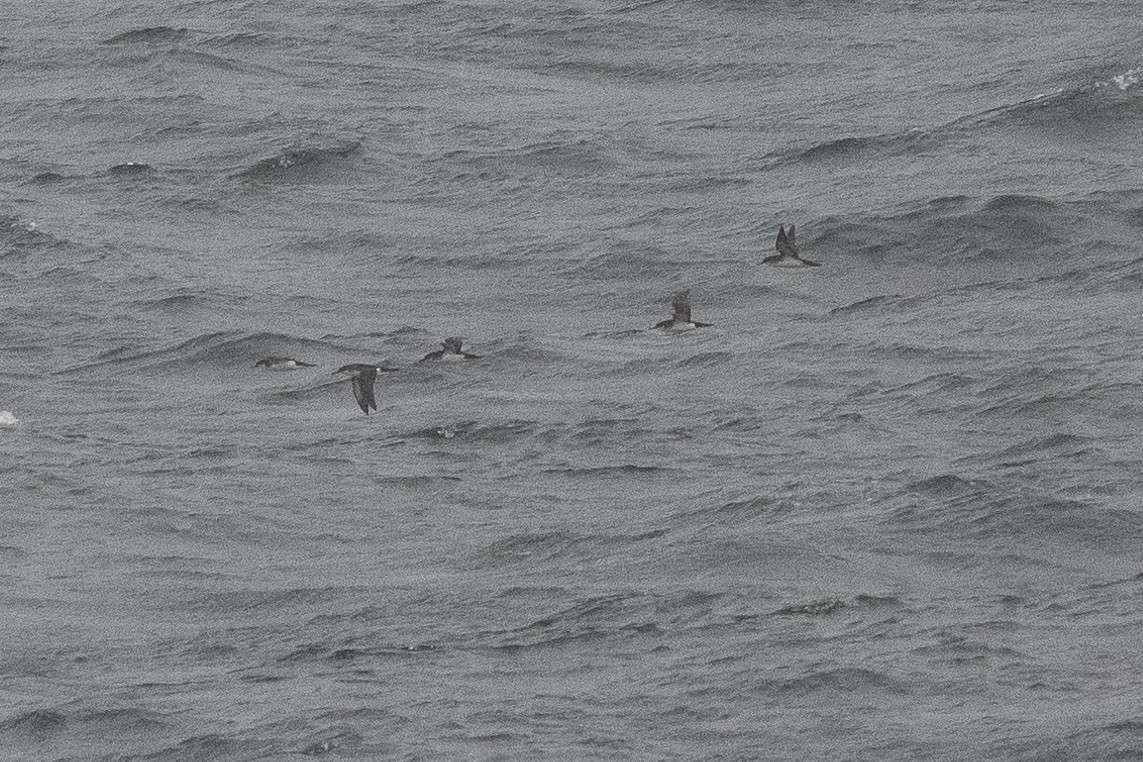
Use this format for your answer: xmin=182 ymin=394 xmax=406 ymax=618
xmin=254 ymin=356 xmax=316 ymax=370
xmin=763 ymin=225 xmax=820 ymax=268
xmin=420 ymin=337 xmax=481 ymax=362
xmin=653 ymin=291 xmax=712 ymax=331
xmin=333 ymin=364 xmax=381 ymax=414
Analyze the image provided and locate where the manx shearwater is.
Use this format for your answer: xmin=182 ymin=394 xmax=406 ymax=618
xmin=254 ymin=356 xmax=316 ymax=370
xmin=653 ymin=291 xmax=712 ymax=331
xmin=420 ymin=337 xmax=481 ymax=362
xmin=333 ymin=364 xmax=382 ymax=414
xmin=762 ymin=225 xmax=820 ymax=268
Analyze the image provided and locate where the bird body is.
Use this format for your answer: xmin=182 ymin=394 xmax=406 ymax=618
xmin=420 ymin=337 xmax=481 ymax=362
xmin=254 ymin=356 xmax=316 ymax=370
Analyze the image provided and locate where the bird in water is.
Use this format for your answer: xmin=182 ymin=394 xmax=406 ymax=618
xmin=653 ymin=291 xmax=712 ymax=331
xmin=333 ymin=364 xmax=381 ymax=414
xmin=420 ymin=337 xmax=481 ymax=362
xmin=254 ymin=356 xmax=316 ymax=370
xmin=762 ymin=225 xmax=820 ymax=268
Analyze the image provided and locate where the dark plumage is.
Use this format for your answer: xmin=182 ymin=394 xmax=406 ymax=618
xmin=254 ymin=356 xmax=316 ymax=370
xmin=762 ymin=225 xmax=821 ymax=268
xmin=333 ymin=364 xmax=379 ymax=414
xmin=653 ymin=291 xmax=712 ymax=330
xmin=420 ymin=337 xmax=482 ymax=362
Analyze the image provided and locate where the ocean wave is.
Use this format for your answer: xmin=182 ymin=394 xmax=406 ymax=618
xmin=440 ymin=137 xmax=617 ymax=180
xmin=141 ymin=734 xmax=250 ymax=759
xmin=26 ymin=171 xmax=69 ymax=185
xmin=0 ymin=216 xmax=70 ymax=257
xmin=881 ymin=372 xmax=978 ymax=397
xmin=100 ymin=27 xmax=188 ymax=46
xmin=486 ymin=592 xmax=661 ymax=651
xmin=1005 ymin=67 xmax=1143 ymax=130
xmin=764 ymin=63 xmax=1143 ymax=173
xmin=935 ymin=193 xmax=1076 ymax=261
xmin=317 ymin=643 xmax=437 ymax=663
xmin=107 ymin=161 xmax=152 ymax=176
xmin=1018 ymin=719 xmax=1143 ymax=762
xmin=541 ymin=463 xmax=669 ymax=477
xmin=774 ymin=595 xmax=900 ymax=617
xmin=183 ymin=586 xmax=345 ymax=614
xmin=446 ymin=420 xmax=540 ymax=443
xmin=200 ymin=31 xmax=278 ymax=48
xmin=78 ymin=707 xmax=171 ymax=735
xmin=772 ymin=667 xmax=901 ymax=697
xmin=975 ymin=378 xmax=1143 ymax=421
xmin=0 ymin=708 xmax=67 ymax=735
xmin=811 ymin=191 xmax=1094 ymax=268
xmin=52 ymin=331 xmax=350 ymax=376
xmin=470 ymin=528 xmax=668 ymax=569
xmin=759 ymin=127 xmax=937 ymax=171
xmin=676 ymin=351 xmax=734 ymax=369
xmin=911 ymin=633 xmax=1025 ymax=662
xmin=674 ymin=496 xmax=786 ymax=530
xmin=976 ymin=433 xmax=1094 ymax=468
xmin=546 ymin=57 xmax=776 ymax=85
xmin=233 ymin=141 xmax=362 ymax=181
xmin=884 ymin=473 xmax=1143 ymax=548
xmin=135 ymin=293 xmax=209 ymax=313
xmin=828 ymin=294 xmax=908 ymax=317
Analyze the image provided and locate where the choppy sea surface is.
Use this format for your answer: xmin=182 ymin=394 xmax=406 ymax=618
xmin=3 ymin=1 xmax=1143 ymax=759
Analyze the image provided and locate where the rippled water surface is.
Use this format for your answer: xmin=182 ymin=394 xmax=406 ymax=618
xmin=3 ymin=1 xmax=1143 ymax=759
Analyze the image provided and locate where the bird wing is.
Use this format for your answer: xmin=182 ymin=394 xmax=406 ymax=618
xmin=671 ymin=292 xmax=692 ymax=322
xmin=351 ymin=368 xmax=378 ymax=413
xmin=776 ymin=226 xmax=800 ymax=259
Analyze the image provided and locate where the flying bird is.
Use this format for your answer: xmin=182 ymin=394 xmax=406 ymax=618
xmin=420 ymin=337 xmax=482 ymax=362
xmin=653 ymin=291 xmax=712 ymax=331
xmin=762 ymin=225 xmax=820 ymax=268
xmin=333 ymin=364 xmax=381 ymax=414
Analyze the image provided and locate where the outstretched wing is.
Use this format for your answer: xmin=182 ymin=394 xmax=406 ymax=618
xmin=776 ymin=226 xmax=800 ymax=259
xmin=351 ymin=368 xmax=378 ymax=414
xmin=671 ymin=291 xmax=692 ymax=322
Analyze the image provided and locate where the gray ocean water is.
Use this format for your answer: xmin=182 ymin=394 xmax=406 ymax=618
xmin=3 ymin=1 xmax=1143 ymax=759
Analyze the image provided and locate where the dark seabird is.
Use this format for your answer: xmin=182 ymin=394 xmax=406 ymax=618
xmin=653 ymin=291 xmax=712 ymax=331
xmin=420 ymin=337 xmax=481 ymax=362
xmin=333 ymin=364 xmax=380 ymax=414
xmin=762 ymin=225 xmax=820 ymax=268
xmin=254 ymin=356 xmax=316 ymax=370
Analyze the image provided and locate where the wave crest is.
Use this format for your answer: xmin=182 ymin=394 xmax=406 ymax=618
xmin=234 ymin=141 xmax=361 ymax=181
